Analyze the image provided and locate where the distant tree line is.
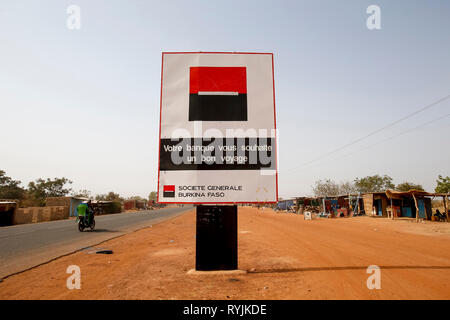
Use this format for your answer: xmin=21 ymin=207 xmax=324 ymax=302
xmin=0 ymin=170 xmax=158 ymax=207
xmin=312 ymin=174 xmax=449 ymax=197
xmin=0 ymin=170 xmax=73 ymax=207
xmin=4 ymin=169 xmax=447 ymax=204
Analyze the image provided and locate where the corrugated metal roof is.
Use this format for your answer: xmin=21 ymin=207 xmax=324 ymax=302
xmin=385 ymin=189 xmax=435 ymax=198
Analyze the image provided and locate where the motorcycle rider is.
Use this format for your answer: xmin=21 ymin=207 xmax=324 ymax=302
xmin=77 ymin=200 xmax=93 ymax=225
xmin=87 ymin=200 xmax=94 ymax=224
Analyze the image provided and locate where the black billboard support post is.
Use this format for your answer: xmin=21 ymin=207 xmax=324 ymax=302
xmin=195 ymin=205 xmax=238 ymax=271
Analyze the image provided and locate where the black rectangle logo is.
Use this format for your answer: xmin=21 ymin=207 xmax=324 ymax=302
xmin=189 ymin=93 xmax=248 ymax=121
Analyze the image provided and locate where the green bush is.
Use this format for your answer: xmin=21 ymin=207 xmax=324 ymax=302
xmin=102 ymin=201 xmax=122 ymax=214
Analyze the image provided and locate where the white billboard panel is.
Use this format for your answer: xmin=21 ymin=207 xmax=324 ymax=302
xmin=158 ymin=52 xmax=278 ymax=204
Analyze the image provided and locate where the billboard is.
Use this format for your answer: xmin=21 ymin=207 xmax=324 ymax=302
xmin=158 ymin=52 xmax=278 ymax=203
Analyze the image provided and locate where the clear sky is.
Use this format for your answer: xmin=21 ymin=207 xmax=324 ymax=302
xmin=1 ymin=0 xmax=449 ymax=199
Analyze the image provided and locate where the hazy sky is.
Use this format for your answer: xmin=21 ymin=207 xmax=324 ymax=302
xmin=1 ymin=0 xmax=449 ymax=199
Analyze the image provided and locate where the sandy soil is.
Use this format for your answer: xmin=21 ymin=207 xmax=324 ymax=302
xmin=0 ymin=207 xmax=449 ymax=300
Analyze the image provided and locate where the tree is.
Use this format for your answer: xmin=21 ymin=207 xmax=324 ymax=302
xmin=127 ymin=196 xmax=146 ymax=201
xmin=313 ymin=179 xmax=340 ymax=197
xmin=0 ymin=170 xmax=25 ymax=200
xmin=96 ymin=192 xmax=123 ymax=202
xmin=71 ymin=189 xmax=92 ymax=198
xmin=313 ymin=179 xmax=357 ymax=197
xmin=396 ymin=182 xmax=424 ymax=192
xmin=354 ymin=174 xmax=394 ymax=192
xmin=148 ymin=191 xmax=157 ymax=202
xmin=339 ymin=181 xmax=357 ymax=195
xmin=27 ymin=177 xmax=73 ymax=206
xmin=435 ymin=175 xmax=450 ymax=193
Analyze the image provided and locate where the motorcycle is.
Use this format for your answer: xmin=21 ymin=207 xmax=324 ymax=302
xmin=77 ymin=212 xmax=95 ymax=232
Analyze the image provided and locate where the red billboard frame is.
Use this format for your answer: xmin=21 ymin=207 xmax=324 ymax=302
xmin=157 ymin=52 xmax=278 ymax=204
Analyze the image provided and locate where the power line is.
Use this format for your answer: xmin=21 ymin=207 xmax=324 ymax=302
xmin=278 ymin=113 xmax=450 ymax=199
xmin=331 ymin=112 xmax=450 ymax=162
xmin=284 ymin=93 xmax=450 ymax=173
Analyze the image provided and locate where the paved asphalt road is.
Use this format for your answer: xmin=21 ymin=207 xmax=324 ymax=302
xmin=0 ymin=206 xmax=193 ymax=279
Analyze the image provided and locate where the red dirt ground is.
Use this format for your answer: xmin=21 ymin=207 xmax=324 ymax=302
xmin=1 ymin=207 xmax=449 ymax=300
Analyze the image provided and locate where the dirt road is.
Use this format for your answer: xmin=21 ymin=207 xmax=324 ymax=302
xmin=1 ymin=207 xmax=449 ymax=299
